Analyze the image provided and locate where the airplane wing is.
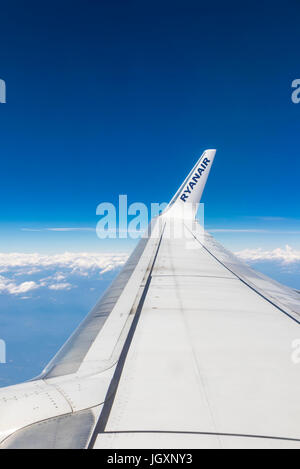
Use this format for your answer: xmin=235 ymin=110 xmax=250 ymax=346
xmin=1 ymin=150 xmax=300 ymax=449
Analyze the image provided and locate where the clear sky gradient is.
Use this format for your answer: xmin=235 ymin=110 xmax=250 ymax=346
xmin=0 ymin=0 xmax=299 ymax=254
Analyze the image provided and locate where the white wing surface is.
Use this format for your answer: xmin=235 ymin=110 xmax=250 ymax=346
xmin=1 ymin=150 xmax=300 ymax=449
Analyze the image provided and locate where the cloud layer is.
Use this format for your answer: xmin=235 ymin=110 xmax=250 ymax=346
xmin=0 ymin=252 xmax=128 ymax=296
xmin=0 ymin=276 xmax=39 ymax=295
xmin=0 ymin=252 xmax=128 ymax=271
xmin=2 ymin=246 xmax=298 ymax=297
xmin=235 ymin=245 xmax=300 ymax=264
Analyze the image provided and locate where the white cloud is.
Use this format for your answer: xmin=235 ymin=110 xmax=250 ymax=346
xmin=10 ymin=281 xmax=39 ymax=294
xmin=0 ymin=276 xmax=39 ymax=295
xmin=48 ymin=228 xmax=95 ymax=232
xmin=0 ymin=252 xmax=128 ymax=272
xmin=209 ymin=229 xmax=268 ymax=233
xmin=235 ymin=245 xmax=300 ymax=264
xmin=48 ymin=283 xmax=73 ymax=291
xmin=209 ymin=228 xmax=300 ymax=234
xmin=52 ymin=273 xmax=66 ymax=281
xmin=14 ymin=268 xmax=42 ymax=276
xmin=0 ymin=252 xmax=128 ymax=296
xmin=21 ymin=227 xmax=95 ymax=232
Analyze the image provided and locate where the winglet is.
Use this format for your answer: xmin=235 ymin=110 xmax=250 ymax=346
xmin=164 ymin=149 xmax=216 ymax=218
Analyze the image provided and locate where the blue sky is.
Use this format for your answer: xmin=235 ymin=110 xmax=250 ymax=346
xmin=0 ymin=0 xmax=299 ymax=250
xmin=0 ymin=0 xmax=300 ymax=386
